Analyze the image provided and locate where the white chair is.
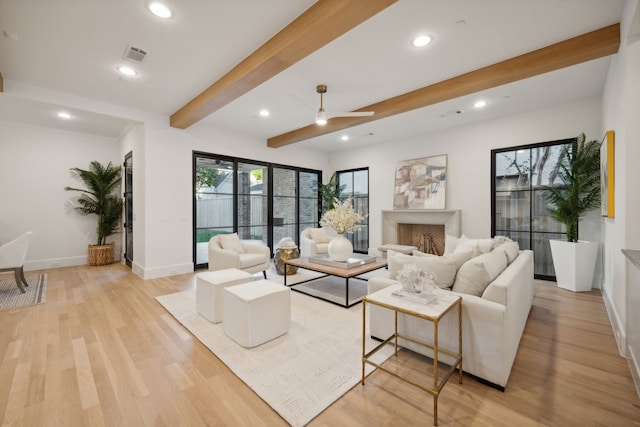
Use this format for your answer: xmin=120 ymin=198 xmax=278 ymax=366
xmin=300 ymin=227 xmax=333 ymax=258
xmin=208 ymin=233 xmax=271 ymax=278
xmin=0 ymin=231 xmax=33 ymax=293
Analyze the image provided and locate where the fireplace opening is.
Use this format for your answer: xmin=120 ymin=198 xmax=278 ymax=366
xmin=397 ymin=223 xmax=445 ymax=255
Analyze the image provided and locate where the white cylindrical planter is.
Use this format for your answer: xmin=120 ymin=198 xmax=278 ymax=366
xmin=328 ymin=234 xmax=353 ymax=262
xmin=549 ymin=240 xmax=599 ymax=292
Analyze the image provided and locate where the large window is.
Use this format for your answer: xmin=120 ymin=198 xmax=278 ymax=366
xmin=491 ymin=138 xmax=573 ymax=279
xmin=337 ymin=168 xmax=369 ymax=253
xmin=193 ymin=152 xmax=320 ymax=268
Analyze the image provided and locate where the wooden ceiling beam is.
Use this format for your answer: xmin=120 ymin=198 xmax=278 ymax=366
xmin=170 ymin=0 xmax=397 ymax=129
xmin=267 ymin=23 xmax=620 ymax=148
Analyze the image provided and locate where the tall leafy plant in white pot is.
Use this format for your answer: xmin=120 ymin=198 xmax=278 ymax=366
xmin=541 ymin=133 xmax=601 ymax=292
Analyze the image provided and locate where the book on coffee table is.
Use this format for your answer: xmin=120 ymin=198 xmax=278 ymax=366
xmin=309 ymin=253 xmax=377 ymax=269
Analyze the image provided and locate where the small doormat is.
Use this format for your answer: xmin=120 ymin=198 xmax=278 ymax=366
xmin=0 ymin=274 xmax=47 ymax=311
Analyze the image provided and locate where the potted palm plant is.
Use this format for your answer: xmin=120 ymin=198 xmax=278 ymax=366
xmin=65 ymin=161 xmax=124 ymax=266
xmin=318 ymin=172 xmax=345 ymax=214
xmin=541 ymin=133 xmax=601 ymax=292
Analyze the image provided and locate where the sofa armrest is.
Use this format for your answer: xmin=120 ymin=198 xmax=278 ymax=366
xmin=243 ymin=243 xmax=271 ymax=257
xmin=483 ymin=250 xmax=534 ymax=307
xmin=208 ymin=246 xmax=241 ymax=271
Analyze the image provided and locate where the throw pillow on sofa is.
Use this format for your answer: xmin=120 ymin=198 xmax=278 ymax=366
xmin=444 ymin=234 xmax=460 ymax=254
xmin=218 ymin=233 xmax=245 ymax=254
xmin=413 ymin=248 xmax=473 ymax=271
xmin=389 ymin=252 xmax=458 ymax=289
xmin=452 ymin=248 xmax=508 ymax=296
xmin=309 ymin=228 xmax=330 ymax=243
xmin=453 ymin=235 xmax=495 ymax=258
xmin=493 ymin=240 xmax=520 ymax=264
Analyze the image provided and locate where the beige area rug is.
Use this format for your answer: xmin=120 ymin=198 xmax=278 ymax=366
xmin=0 ymin=273 xmax=47 ymax=312
xmin=156 ymin=277 xmax=393 ymax=427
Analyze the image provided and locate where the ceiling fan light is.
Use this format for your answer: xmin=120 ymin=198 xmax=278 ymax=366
xmin=316 ymin=110 xmax=327 ymax=125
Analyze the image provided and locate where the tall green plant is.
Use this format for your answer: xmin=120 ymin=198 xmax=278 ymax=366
xmin=318 ymin=172 xmax=345 ymax=214
xmin=541 ymin=133 xmax=601 ymax=242
xmin=65 ymin=161 xmax=124 ymax=246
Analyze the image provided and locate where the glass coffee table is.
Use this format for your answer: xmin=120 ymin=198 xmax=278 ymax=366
xmin=283 ymin=255 xmax=387 ymax=307
xmin=362 ymin=283 xmax=463 ymax=426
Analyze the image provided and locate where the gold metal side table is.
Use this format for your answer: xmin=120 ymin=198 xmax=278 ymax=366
xmin=274 ymin=247 xmax=300 ymax=275
xmin=362 ymin=284 xmax=462 ymax=426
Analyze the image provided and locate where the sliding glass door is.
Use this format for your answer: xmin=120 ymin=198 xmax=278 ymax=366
xmin=193 ymin=152 xmax=321 ymax=269
xmin=337 ymin=168 xmax=369 ymax=253
xmin=237 ymin=161 xmax=269 ymax=245
xmin=194 ymin=157 xmax=235 ymax=265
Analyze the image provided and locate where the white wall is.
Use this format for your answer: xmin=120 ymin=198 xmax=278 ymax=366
xmin=0 ymin=121 xmax=121 ymax=269
xmin=601 ymin=0 xmax=640 ymax=362
xmin=329 ymin=97 xmax=603 ymax=252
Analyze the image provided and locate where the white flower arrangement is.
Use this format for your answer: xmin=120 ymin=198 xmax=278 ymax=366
xmin=319 ymin=197 xmax=366 ymax=235
xmin=397 ymin=263 xmax=436 ymax=294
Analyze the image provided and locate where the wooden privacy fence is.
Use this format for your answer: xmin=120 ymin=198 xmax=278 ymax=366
xmin=196 ymin=197 xmax=265 ymax=229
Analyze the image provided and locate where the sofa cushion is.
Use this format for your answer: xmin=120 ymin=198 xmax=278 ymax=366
xmin=309 ymin=228 xmax=330 ymax=243
xmin=238 ymin=253 xmax=267 ymax=269
xmin=493 ymin=241 xmax=520 ymax=264
xmin=413 ymin=248 xmax=472 ymax=271
xmin=389 ymin=252 xmax=458 ymax=289
xmin=452 ymin=249 xmax=508 ymax=296
xmin=218 ymin=233 xmax=245 ymax=254
xmin=453 ymin=235 xmax=495 ymax=258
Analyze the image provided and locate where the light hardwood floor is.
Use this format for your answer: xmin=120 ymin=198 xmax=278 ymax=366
xmin=0 ymin=264 xmax=638 ymax=426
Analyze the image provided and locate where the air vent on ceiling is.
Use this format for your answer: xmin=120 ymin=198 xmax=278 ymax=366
xmin=123 ymin=44 xmax=148 ymax=62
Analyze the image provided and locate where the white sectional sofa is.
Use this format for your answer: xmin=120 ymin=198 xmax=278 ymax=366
xmin=367 ymin=242 xmax=534 ymax=390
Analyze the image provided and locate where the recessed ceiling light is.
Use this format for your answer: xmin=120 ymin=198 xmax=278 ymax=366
xmin=340 ymin=135 xmax=349 ymax=142
xmin=411 ymin=35 xmax=432 ymax=48
xmin=117 ymin=66 xmax=138 ymax=76
xmin=259 ymin=109 xmax=270 ymax=117
xmin=474 ymin=100 xmax=487 ymax=109
xmin=148 ymin=2 xmax=172 ymax=18
xmin=57 ymin=112 xmax=72 ymax=119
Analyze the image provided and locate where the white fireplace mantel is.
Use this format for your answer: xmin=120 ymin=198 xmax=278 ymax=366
xmin=381 ymin=209 xmax=461 ymax=245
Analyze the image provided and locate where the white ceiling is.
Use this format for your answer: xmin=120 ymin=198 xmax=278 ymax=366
xmin=0 ymin=0 xmax=625 ymax=151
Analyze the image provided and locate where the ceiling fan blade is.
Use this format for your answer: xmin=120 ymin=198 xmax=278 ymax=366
xmin=326 ymin=111 xmax=375 ymax=119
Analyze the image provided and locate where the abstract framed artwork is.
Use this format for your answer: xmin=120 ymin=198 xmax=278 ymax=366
xmin=393 ymin=154 xmax=447 ymax=209
xmin=600 ymin=130 xmax=615 ymax=218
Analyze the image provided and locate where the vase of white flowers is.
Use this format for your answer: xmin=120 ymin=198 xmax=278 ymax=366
xmin=319 ymin=197 xmax=365 ymax=262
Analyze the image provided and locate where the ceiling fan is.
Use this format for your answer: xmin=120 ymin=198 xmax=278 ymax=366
xmin=314 ymin=84 xmax=374 ymax=125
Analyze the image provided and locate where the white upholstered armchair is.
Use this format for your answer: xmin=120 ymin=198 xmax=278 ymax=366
xmin=0 ymin=231 xmax=33 ymax=293
xmin=300 ymin=227 xmax=333 ymax=258
xmin=208 ymin=233 xmax=271 ymax=278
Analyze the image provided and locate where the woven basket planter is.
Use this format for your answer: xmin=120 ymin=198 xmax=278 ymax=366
xmin=88 ymin=243 xmax=115 ymax=266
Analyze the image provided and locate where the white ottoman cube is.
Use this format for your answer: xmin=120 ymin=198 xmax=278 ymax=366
xmin=223 ymin=280 xmax=290 ymax=348
xmin=196 ymin=268 xmax=253 ymax=323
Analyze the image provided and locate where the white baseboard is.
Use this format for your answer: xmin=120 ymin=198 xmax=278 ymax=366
xmin=602 ymin=286 xmax=627 ymax=356
xmin=137 ymin=262 xmax=194 ymax=280
xmin=23 ymin=257 xmax=192 ymax=281
xmin=24 ymin=256 xmax=87 ymax=271
xmin=627 ymin=343 xmax=640 ymax=398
